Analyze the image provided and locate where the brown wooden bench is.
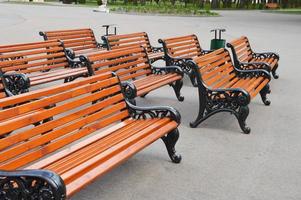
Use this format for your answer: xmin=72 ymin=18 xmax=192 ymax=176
xmin=0 ymin=72 xmax=181 ymax=199
xmin=80 ymin=46 xmax=184 ymax=102
xmin=0 ymin=40 xmax=88 ymax=95
xmin=102 ymin=32 xmax=164 ymax=63
xmin=265 ymin=3 xmax=279 ymax=9
xmin=40 ymin=28 xmax=106 ymax=59
xmin=227 ymin=36 xmax=280 ymax=79
xmin=159 ymin=34 xmax=211 ymax=81
xmin=188 ymin=48 xmax=271 ymax=134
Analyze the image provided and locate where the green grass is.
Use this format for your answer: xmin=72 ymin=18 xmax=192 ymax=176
xmin=108 ymin=3 xmax=218 ymax=16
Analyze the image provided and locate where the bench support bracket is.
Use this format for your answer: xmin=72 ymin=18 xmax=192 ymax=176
xmin=189 ymin=76 xmax=251 ymax=134
xmin=161 ymin=128 xmax=182 ymax=163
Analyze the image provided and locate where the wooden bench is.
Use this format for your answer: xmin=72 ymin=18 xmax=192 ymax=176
xmin=80 ymin=46 xmax=184 ymax=102
xmin=0 ymin=40 xmax=88 ymax=95
xmin=102 ymin=32 xmax=164 ymax=63
xmin=158 ymin=34 xmax=211 ymax=82
xmin=265 ymin=3 xmax=279 ymax=9
xmin=227 ymin=36 xmax=280 ymax=79
xmin=188 ymin=48 xmax=271 ymax=134
xmin=40 ymin=28 xmax=106 ymax=59
xmin=0 ymin=72 xmax=182 ymax=199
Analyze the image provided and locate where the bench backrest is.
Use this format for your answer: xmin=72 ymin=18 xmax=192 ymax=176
xmin=193 ymin=48 xmax=235 ymax=86
xmin=159 ymin=35 xmax=203 ymax=59
xmin=103 ymin=32 xmax=153 ymax=53
xmin=0 ymin=40 xmax=69 ymax=74
xmin=0 ymin=72 xmax=129 ymax=170
xmin=227 ymin=36 xmax=254 ymax=64
xmin=83 ymin=46 xmax=152 ymax=82
xmin=40 ymin=28 xmax=98 ymax=52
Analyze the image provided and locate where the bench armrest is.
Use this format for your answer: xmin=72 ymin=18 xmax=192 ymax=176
xmin=209 ymin=88 xmax=251 ymax=107
xmin=64 ymin=48 xmax=75 ymax=60
xmin=126 ymin=100 xmax=181 ymax=124
xmin=1 ymin=73 xmax=30 ymax=96
xmin=239 ymin=62 xmax=271 ymax=72
xmin=151 ymin=46 xmax=164 ymax=53
xmin=151 ymin=65 xmax=184 ymax=76
xmin=96 ymin=42 xmax=106 ymax=49
xmin=235 ymin=68 xmax=271 ymax=80
xmin=253 ymin=52 xmax=279 ymax=60
xmin=201 ymin=49 xmax=213 ymax=54
xmin=0 ymin=169 xmax=66 ymax=199
xmin=121 ymin=81 xmax=137 ymax=102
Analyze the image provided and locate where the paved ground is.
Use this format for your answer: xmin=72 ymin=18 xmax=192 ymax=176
xmin=0 ymin=3 xmax=301 ymax=200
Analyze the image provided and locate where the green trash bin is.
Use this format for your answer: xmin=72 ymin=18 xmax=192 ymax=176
xmin=210 ymin=29 xmax=226 ymax=50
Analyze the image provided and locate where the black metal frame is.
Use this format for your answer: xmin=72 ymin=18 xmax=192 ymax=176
xmin=227 ymin=42 xmax=280 ymax=79
xmin=187 ymin=59 xmax=271 ymax=134
xmin=125 ymin=98 xmax=182 ymax=163
xmin=0 ymin=170 xmax=66 ymax=200
xmin=158 ymin=36 xmax=212 ymax=83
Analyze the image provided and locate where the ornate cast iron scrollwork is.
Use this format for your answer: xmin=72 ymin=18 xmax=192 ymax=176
xmin=235 ymin=68 xmax=271 ymax=79
xmin=2 ymin=73 xmax=30 ymax=96
xmin=121 ymin=81 xmax=137 ymax=105
xmin=0 ymin=170 xmax=66 ymax=200
xmin=151 ymin=46 xmax=163 ymax=53
xmin=126 ymin=100 xmax=181 ymax=124
xmin=126 ymin=100 xmax=182 ymax=163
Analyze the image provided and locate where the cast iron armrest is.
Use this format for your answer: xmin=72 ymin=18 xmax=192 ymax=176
xmin=64 ymin=48 xmax=76 ymax=60
xmin=209 ymin=87 xmax=251 ymax=107
xmin=239 ymin=61 xmax=271 ymax=72
xmin=96 ymin=42 xmax=106 ymax=49
xmin=201 ymin=49 xmax=213 ymax=54
xmin=151 ymin=65 xmax=184 ymax=76
xmin=151 ymin=46 xmax=164 ymax=53
xmin=253 ymin=52 xmax=279 ymax=60
xmin=2 ymin=73 xmax=30 ymax=96
xmin=0 ymin=169 xmax=66 ymax=199
xmin=121 ymin=81 xmax=137 ymax=102
xmin=126 ymin=100 xmax=181 ymax=124
xmin=234 ymin=68 xmax=271 ymax=79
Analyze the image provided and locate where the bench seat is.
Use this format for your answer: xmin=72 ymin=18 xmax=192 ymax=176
xmin=0 ymin=72 xmax=181 ymax=199
xmin=188 ymin=48 xmax=272 ymax=134
xmin=227 ymin=36 xmax=280 ymax=79
xmin=28 ymin=67 xmax=88 ymax=86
